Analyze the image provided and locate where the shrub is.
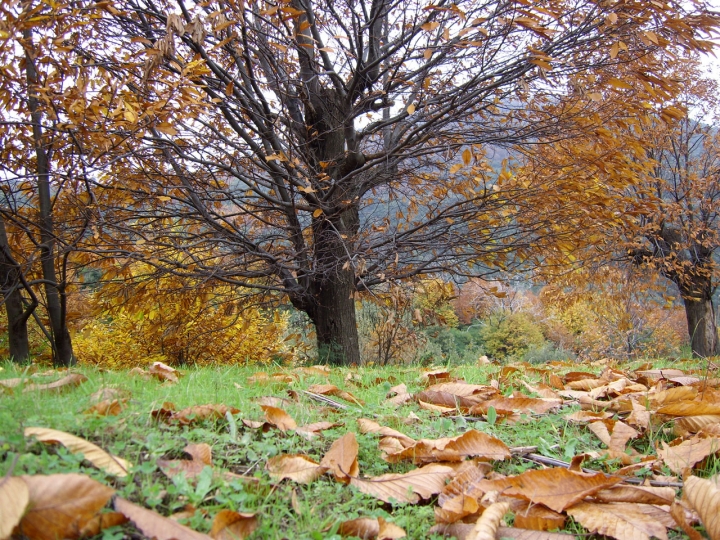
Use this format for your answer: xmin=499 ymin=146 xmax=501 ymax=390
xmin=479 ymin=311 xmax=545 ymax=360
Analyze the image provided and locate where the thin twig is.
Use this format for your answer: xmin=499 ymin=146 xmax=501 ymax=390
xmin=301 ymin=390 xmax=349 ymax=410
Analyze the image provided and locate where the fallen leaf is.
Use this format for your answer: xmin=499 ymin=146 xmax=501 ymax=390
xmin=474 ymin=468 xmax=622 ymax=513
xmin=658 ymin=436 xmax=720 ymax=475
xmin=0 ymin=476 xmax=29 ymax=539
xmin=148 ymin=361 xmax=180 ymax=382
xmin=591 ymin=485 xmax=676 ymax=505
xmin=210 ymin=510 xmax=258 ymax=540
xmin=683 ymin=475 xmax=720 ymax=539
xmin=22 ymin=373 xmax=87 ymax=392
xmin=295 ymin=421 xmax=342 ymax=440
xmin=669 ymin=501 xmax=704 ymax=540
xmin=307 ymin=384 xmax=364 ymax=405
xmin=384 ymin=429 xmax=510 ymax=464
xmin=266 ymin=454 xmax=327 ymax=483
xmin=566 ymin=501 xmax=674 ymax=540
xmin=17 ymin=474 xmax=114 ymax=540
xmin=469 ymin=397 xmax=561 ymax=416
xmin=350 ymin=463 xmax=454 ymax=504
xmin=171 ymin=404 xmax=240 ymax=425
xmin=78 ymin=512 xmax=129 ymax=537
xmin=430 ymin=523 xmax=575 ymax=540
xmin=320 ymin=432 xmax=359 ymax=482
xmin=514 ymin=503 xmax=566 ymax=531
xmin=468 ymin=501 xmax=510 ymax=540
xmin=564 ymin=410 xmax=613 ymax=423
xmin=357 ymin=418 xmax=415 ymax=446
xmin=657 ymin=401 xmax=720 ymax=416
xmin=25 ymin=427 xmax=130 ymax=477
xmin=84 ymin=399 xmax=124 ymax=416
xmin=261 ymin=405 xmax=298 ymax=431
xmin=159 ymin=443 xmax=213 ymax=479
xmin=115 ymin=497 xmax=212 ymax=540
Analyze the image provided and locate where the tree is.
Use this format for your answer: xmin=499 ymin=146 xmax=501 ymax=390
xmin=630 ymin=63 xmax=720 ymax=357
xmin=23 ymin=0 xmax=720 ymax=364
xmin=516 ymin=57 xmax=720 ymax=358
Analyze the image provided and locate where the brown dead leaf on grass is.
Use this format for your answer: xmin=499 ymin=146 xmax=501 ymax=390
xmin=467 ymin=501 xmax=510 ymax=540
xmin=420 ymin=368 xmax=452 ymax=384
xmin=658 ymin=435 xmax=720 ymax=475
xmin=307 ymin=384 xmax=364 ymax=405
xmin=474 ymin=468 xmax=622 ymax=513
xmin=260 ymin=405 xmax=298 ymax=431
xmin=266 ymin=454 xmax=327 ymax=484
xmin=78 ymin=512 xmax=129 ymax=537
xmin=566 ymin=501 xmax=675 ymax=540
xmin=415 ymin=390 xmax=484 ymax=411
xmin=167 ymin=404 xmax=240 ymax=425
xmin=357 ymin=418 xmax=415 ymax=446
xmin=657 ymin=401 xmax=720 ymax=416
xmin=430 ymin=523 xmax=576 ymax=540
xmin=469 ymin=397 xmax=562 ymax=416
xmin=337 ymin=517 xmax=406 ymax=539
xmin=320 ymin=432 xmax=359 ymax=482
xmin=295 ymin=421 xmax=343 ymax=440
xmin=24 ymin=427 xmax=131 ymax=477
xmin=247 ymin=372 xmax=296 ymax=385
xmin=158 ymin=443 xmax=213 ymax=480
xmin=0 ymin=476 xmax=29 ymax=539
xmin=683 ymin=475 xmax=720 ymax=540
xmin=513 ymin=503 xmax=566 ymax=531
xmin=148 ymin=361 xmax=180 ymax=382
xmin=384 ymin=429 xmax=510 ymax=464
xmin=22 ymin=372 xmax=87 ymax=393
xmin=16 ymin=474 xmax=115 ymax=540
xmin=564 ymin=410 xmax=613 ymax=423
xmin=591 ymin=484 xmax=676 ymax=505
xmin=210 ymin=510 xmax=258 ymax=540
xmin=84 ymin=399 xmax=124 ymax=416
xmin=350 ymin=463 xmax=454 ymax=504
xmin=115 ymin=497 xmax=212 ymax=540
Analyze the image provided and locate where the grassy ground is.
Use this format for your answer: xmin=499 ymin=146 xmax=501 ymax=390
xmin=0 ymin=357 xmax=712 ymax=539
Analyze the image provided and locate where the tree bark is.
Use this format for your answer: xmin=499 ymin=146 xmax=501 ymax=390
xmin=681 ymin=282 xmax=718 ymax=358
xmin=0 ymin=219 xmax=34 ymax=363
xmin=23 ymin=27 xmax=75 ymax=367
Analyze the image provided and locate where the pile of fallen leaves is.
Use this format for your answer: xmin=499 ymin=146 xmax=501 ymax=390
xmin=3 ymin=360 xmax=720 ymax=540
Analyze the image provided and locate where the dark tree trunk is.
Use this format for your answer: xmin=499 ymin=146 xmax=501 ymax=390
xmin=0 ymin=219 xmax=34 ymax=363
xmin=305 ymin=206 xmax=361 ymax=366
xmin=681 ymin=281 xmax=718 ymax=358
xmin=23 ymin=28 xmax=75 ymax=367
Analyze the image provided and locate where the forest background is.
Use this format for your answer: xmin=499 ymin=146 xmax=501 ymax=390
xmin=1 ymin=0 xmax=720 ymax=368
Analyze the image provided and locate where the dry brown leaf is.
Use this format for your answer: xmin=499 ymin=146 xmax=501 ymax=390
xmin=78 ymin=512 xmax=129 ymax=537
xmin=626 ymin=401 xmax=651 ymax=431
xmin=588 ymin=421 xmax=640 ymax=456
xmin=295 ymin=421 xmax=342 ymax=440
xmin=84 ymin=399 xmax=124 ymax=416
xmin=0 ymin=377 xmax=25 ymax=389
xmin=669 ymin=501 xmax=704 ymax=540
xmin=247 ymin=372 xmax=296 ymax=385
xmin=566 ymin=378 xmax=606 ymax=391
xmin=261 ymin=405 xmax=298 ymax=431
xmin=564 ymin=410 xmax=613 ymax=423
xmin=416 ymin=390 xmax=482 ymax=410
xmin=307 ymin=384 xmax=364 ymax=405
xmin=566 ymin=501 xmax=674 ymax=540
xmin=427 ymin=382 xmax=499 ymax=399
xmin=171 ymin=404 xmax=240 ymax=425
xmin=658 ymin=436 xmax=720 ymax=475
xmin=469 ymin=397 xmax=561 ymax=416
xmin=439 ymin=462 xmax=488 ymax=507
xmin=210 ymin=509 xmax=258 ymax=540
xmin=676 ymin=416 xmax=720 ymax=434
xmin=320 ymin=432 xmax=359 ymax=482
xmin=635 ymin=369 xmax=685 ymax=381
xmin=158 ymin=443 xmax=213 ymax=480
xmin=683 ymin=475 xmax=720 ymax=539
xmin=266 ymin=454 xmax=327 ymax=483
xmin=25 ymin=427 xmax=130 ymax=477
xmin=474 ymin=468 xmax=622 ymax=513
xmin=521 ymin=381 xmax=560 ymax=400
xmin=650 ymin=386 xmax=698 ymax=406
xmin=350 ymin=463 xmax=454 ymax=504
xmin=468 ymin=501 xmax=510 ymax=540
xmin=17 ymin=474 xmax=114 ymax=540
xmin=357 ymin=418 xmax=415 ymax=446
xmin=338 ymin=517 xmax=380 ymax=539
xmin=657 ymin=401 xmax=720 ymax=416
xmin=430 ymin=523 xmax=575 ymax=540
xmin=514 ymin=503 xmax=566 ymax=531
xmin=115 ymin=497 xmax=211 ymax=540
xmin=417 ymin=400 xmax=455 ymax=413
xmin=421 ymin=368 xmax=452 ymax=384
xmin=294 ymin=365 xmax=331 ymax=377
xmin=592 ymin=485 xmax=676 ymax=505
xmin=148 ymin=361 xmax=180 ymax=382
xmin=384 ymin=429 xmax=510 ymax=464
xmin=0 ymin=476 xmax=29 ymax=539
xmin=22 ymin=373 xmax=87 ymax=393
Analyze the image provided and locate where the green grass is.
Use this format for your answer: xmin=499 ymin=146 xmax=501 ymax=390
xmin=0 ymin=359 xmax=711 ymax=539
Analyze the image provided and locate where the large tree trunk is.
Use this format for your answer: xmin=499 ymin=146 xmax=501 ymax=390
xmin=306 ymin=207 xmax=361 ymax=366
xmin=680 ymin=278 xmax=718 ymax=358
xmin=0 ymin=219 xmax=34 ymax=363
xmin=23 ymin=27 xmax=75 ymax=367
